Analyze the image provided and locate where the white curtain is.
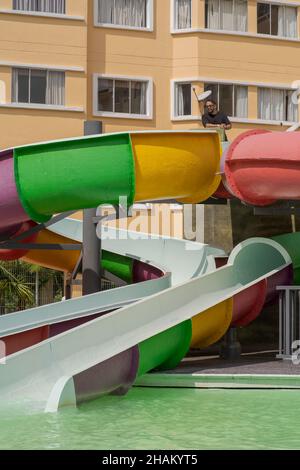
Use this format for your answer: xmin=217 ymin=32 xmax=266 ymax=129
xmin=113 ymin=0 xmax=147 ymax=27
xmin=138 ymin=82 xmax=147 ymax=114
xmin=278 ymin=6 xmax=284 ymax=36
xmin=12 ymin=69 xmax=19 ymax=102
xmin=13 ymin=0 xmax=65 ymax=13
xmin=133 ymin=0 xmax=147 ymax=27
xmin=176 ymin=84 xmax=184 ymax=116
xmin=131 ymin=81 xmax=147 ymax=114
xmin=207 ymin=0 xmax=220 ymax=29
xmin=13 ymin=0 xmax=37 ymax=10
xmin=176 ymin=83 xmax=191 ymax=116
xmin=46 ymin=71 xmax=65 ymax=106
xmin=234 ymin=0 xmax=247 ymax=32
xmin=220 ymin=0 xmax=233 ymax=30
xmin=277 ymin=6 xmax=296 ymax=38
xmin=271 ymin=89 xmax=284 ymax=121
xmin=258 ymin=88 xmax=271 ymax=120
xmin=38 ymin=1 xmax=65 ymax=13
xmin=207 ymin=0 xmax=247 ymax=32
xmin=235 ymin=85 xmax=247 ymax=117
xmin=259 ymin=88 xmax=298 ymax=122
xmin=287 ymin=91 xmax=298 ymax=122
xmin=285 ymin=6 xmax=297 ymax=38
xmin=99 ymin=0 xmax=114 ymax=23
xmin=176 ymin=0 xmax=191 ymax=29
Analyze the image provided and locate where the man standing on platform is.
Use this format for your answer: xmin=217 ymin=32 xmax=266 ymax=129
xmin=202 ymin=100 xmax=232 ymax=141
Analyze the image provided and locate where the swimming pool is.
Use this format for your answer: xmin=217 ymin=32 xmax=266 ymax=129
xmin=0 ymin=387 xmax=300 ymax=450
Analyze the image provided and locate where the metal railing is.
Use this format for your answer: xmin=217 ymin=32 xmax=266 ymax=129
xmin=277 ymin=286 xmax=300 ymax=360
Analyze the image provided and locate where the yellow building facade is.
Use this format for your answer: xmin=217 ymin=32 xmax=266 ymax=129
xmin=0 ymin=0 xmax=300 ymax=150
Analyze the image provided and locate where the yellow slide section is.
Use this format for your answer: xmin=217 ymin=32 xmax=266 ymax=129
xmin=23 ymin=229 xmax=80 ymax=273
xmin=132 ymin=132 xmax=221 ymax=203
xmin=191 ymin=300 xmax=233 ymax=349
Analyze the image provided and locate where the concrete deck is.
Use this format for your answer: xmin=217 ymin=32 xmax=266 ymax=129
xmin=135 ymin=352 xmax=300 ymax=389
xmin=173 ymin=351 xmax=300 ymax=376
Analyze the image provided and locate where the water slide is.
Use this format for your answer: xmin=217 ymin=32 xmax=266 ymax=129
xmin=0 ymin=129 xmax=297 ymax=412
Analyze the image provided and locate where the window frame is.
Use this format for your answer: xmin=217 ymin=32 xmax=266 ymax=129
xmin=172 ymin=79 xmax=248 ymax=120
xmin=172 ymin=0 xmax=193 ymax=31
xmin=93 ymin=74 xmax=153 ymax=120
xmin=205 ymin=0 xmax=248 ymax=33
xmin=174 ymin=82 xmax=193 ymax=117
xmin=94 ymin=0 xmax=154 ymax=32
xmin=257 ymin=85 xmax=298 ymax=122
xmin=257 ymin=1 xmax=298 ymax=38
xmin=203 ymin=82 xmax=248 ymax=118
xmin=12 ymin=67 xmax=66 ymax=107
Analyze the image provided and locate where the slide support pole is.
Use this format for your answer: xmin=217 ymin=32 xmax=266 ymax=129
xmin=220 ymin=327 xmax=241 ymax=360
xmin=82 ymin=121 xmax=103 ymax=296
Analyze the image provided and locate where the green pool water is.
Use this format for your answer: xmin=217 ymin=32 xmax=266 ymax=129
xmin=1 ymin=387 xmax=300 ymax=450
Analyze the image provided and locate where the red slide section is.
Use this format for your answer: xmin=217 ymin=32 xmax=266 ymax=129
xmin=225 ymin=129 xmax=300 ymax=206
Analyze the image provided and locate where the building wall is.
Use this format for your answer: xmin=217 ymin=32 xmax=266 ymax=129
xmin=0 ymin=0 xmax=299 ymax=148
xmin=0 ymin=0 xmax=88 ymax=149
xmin=86 ymin=0 xmax=174 ymax=132
xmin=171 ymin=0 xmax=300 ymax=140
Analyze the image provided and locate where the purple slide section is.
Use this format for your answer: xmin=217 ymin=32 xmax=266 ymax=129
xmin=49 ymin=311 xmax=139 ymax=403
xmin=132 ymin=260 xmax=163 ymax=283
xmin=48 ymin=261 xmax=164 ymax=402
xmin=73 ymin=347 xmax=139 ymax=404
xmin=0 ymin=150 xmax=29 ymax=235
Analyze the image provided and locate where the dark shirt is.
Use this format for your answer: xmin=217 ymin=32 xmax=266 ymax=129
xmin=202 ymin=111 xmax=231 ymax=127
xmin=202 ymin=111 xmax=231 ymax=141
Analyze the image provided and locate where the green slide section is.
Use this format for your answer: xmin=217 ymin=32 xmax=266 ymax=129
xmin=272 ymin=232 xmax=300 ymax=284
xmin=102 ymin=250 xmax=133 ymax=284
xmin=14 ymin=134 xmax=135 ymax=223
xmin=137 ymin=320 xmax=192 ymax=377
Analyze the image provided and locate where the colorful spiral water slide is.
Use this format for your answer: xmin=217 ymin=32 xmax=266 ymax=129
xmin=0 ymin=129 xmax=296 ymax=411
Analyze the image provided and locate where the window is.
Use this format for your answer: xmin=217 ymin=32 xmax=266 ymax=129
xmin=258 ymin=88 xmax=298 ymax=122
xmin=174 ymin=0 xmax=192 ymax=30
xmin=205 ymin=0 xmax=247 ymax=32
xmin=257 ymin=3 xmax=297 ymax=38
xmin=12 ymin=68 xmax=65 ymax=106
xmin=175 ymin=83 xmax=192 ymax=116
xmin=97 ymin=77 xmax=149 ymax=116
xmin=204 ymin=82 xmax=248 ymax=117
xmin=13 ymin=0 xmax=66 ymax=14
xmin=96 ymin=0 xmax=150 ymax=29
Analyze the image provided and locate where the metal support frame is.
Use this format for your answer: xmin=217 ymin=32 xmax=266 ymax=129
xmin=82 ymin=208 xmax=102 ymax=295
xmin=0 ymin=243 xmax=81 ymax=250
xmin=65 ymin=253 xmax=83 ymax=300
xmin=0 ymin=210 xmax=77 ymax=244
xmin=277 ymin=286 xmax=300 ymax=360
